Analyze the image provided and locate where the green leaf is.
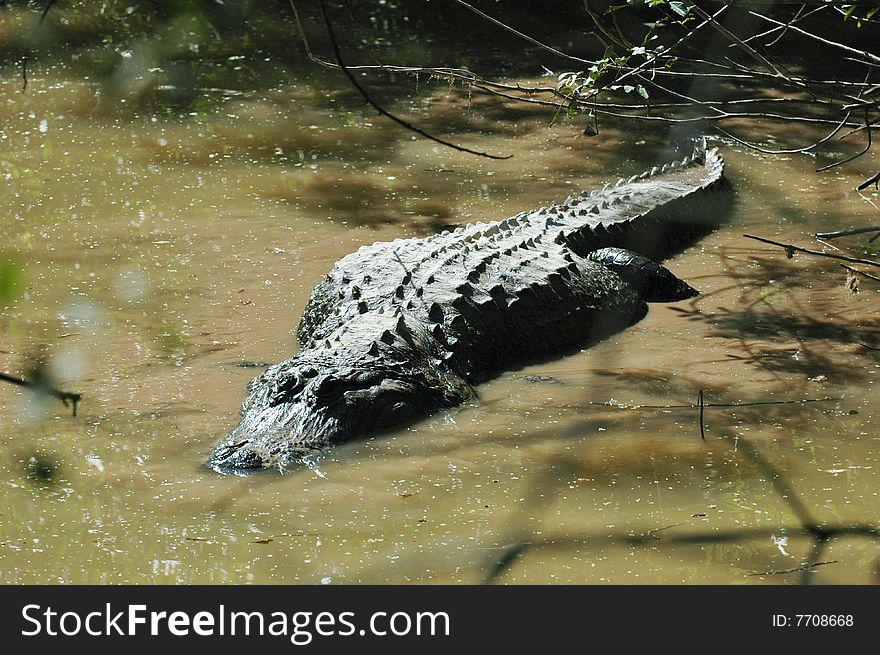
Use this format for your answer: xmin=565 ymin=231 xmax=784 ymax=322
xmin=669 ymin=1 xmax=690 ymax=17
xmin=636 ymin=85 xmax=649 ymax=99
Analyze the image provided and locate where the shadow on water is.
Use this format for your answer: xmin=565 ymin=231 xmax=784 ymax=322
xmin=482 ymin=432 xmax=880 ymax=585
xmin=668 ymin=251 xmax=880 ymax=382
xmin=24 ymin=451 xmax=61 ymax=487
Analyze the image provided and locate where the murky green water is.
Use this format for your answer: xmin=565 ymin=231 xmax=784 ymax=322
xmin=1 ymin=71 xmax=879 ymax=584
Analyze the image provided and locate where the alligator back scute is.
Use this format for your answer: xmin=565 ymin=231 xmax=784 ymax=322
xmin=299 ymin=144 xmax=724 ymax=348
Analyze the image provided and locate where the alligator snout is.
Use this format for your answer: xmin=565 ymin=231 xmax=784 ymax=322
xmin=207 ymin=439 xmax=264 ymax=473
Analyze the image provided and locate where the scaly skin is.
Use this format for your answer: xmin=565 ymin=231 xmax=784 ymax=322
xmin=209 ymin=143 xmax=727 ymax=472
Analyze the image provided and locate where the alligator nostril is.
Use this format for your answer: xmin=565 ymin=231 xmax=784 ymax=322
xmin=210 ymin=441 xmax=263 ymax=473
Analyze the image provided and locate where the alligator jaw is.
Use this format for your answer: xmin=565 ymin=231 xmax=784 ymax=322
xmin=209 ymin=341 xmax=474 ymax=473
xmin=208 ymin=400 xmax=340 ymax=473
xmin=207 ymin=419 xmax=332 ymax=474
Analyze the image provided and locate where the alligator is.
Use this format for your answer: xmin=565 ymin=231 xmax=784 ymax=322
xmin=209 ymin=143 xmax=727 ymax=472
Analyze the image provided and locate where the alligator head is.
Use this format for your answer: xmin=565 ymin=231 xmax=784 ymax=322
xmin=208 ymin=344 xmax=473 ymax=472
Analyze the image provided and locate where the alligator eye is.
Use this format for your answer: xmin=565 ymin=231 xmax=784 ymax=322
xmin=300 ymin=367 xmax=319 ymax=378
xmin=269 ymin=372 xmax=304 ymax=406
xmin=315 ymin=377 xmax=346 ymax=400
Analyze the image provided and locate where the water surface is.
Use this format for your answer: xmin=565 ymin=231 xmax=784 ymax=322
xmin=1 ymin=74 xmax=879 ymax=584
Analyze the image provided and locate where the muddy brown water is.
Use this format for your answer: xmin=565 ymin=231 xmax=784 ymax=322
xmin=1 ymin=76 xmax=879 ymax=584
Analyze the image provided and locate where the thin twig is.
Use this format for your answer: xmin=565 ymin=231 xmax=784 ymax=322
xmin=610 ymin=3 xmax=730 ymax=91
xmin=644 ymin=523 xmax=685 ymax=539
xmin=841 ymin=264 xmax=880 ymax=284
xmin=815 ymin=226 xmax=880 ymax=240
xmin=312 ymin=0 xmax=511 ymax=160
xmin=583 ymin=0 xmax=630 ymax=51
xmin=747 ymin=560 xmax=837 ymax=577
xmin=453 ymin=0 xmax=593 ymax=66
xmin=698 ymin=389 xmax=705 ymax=440
xmin=744 ymin=234 xmax=880 ymax=270
xmin=816 ymin=110 xmax=872 ymax=172
xmin=714 ymin=109 xmax=854 ymax=155
xmin=585 ymin=396 xmax=838 ymax=411
xmin=764 ymin=3 xmax=807 ymax=48
xmin=21 ymin=0 xmax=57 ymax=92
xmin=0 ymin=371 xmax=81 ymax=416
xmin=800 ymin=533 xmax=831 ymax=585
xmin=858 ymin=172 xmax=880 ymax=191
xmin=686 ymin=1 xmax=792 ymax=82
xmin=392 ymin=249 xmax=419 ymax=292
xmin=749 ymin=10 xmax=880 ymax=65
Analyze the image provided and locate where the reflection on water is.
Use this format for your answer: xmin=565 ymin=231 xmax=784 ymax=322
xmin=1 ymin=73 xmax=879 ymax=584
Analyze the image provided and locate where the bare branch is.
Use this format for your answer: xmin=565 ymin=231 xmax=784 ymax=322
xmin=841 ymin=264 xmax=880 ymax=284
xmin=452 ymin=0 xmax=594 ymax=66
xmin=749 ymin=9 xmax=880 ymax=65
xmin=21 ymin=0 xmax=58 ymax=92
xmin=301 ymin=0 xmax=512 ymax=160
xmin=816 ymin=110 xmax=873 ymax=172
xmin=858 ymin=172 xmax=880 ymax=191
xmin=687 ymin=1 xmax=788 ymax=79
xmin=744 ymin=234 xmax=880 ymax=270
xmin=815 ymin=226 xmax=880 ymax=240
xmin=0 ymin=371 xmax=81 ymax=416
